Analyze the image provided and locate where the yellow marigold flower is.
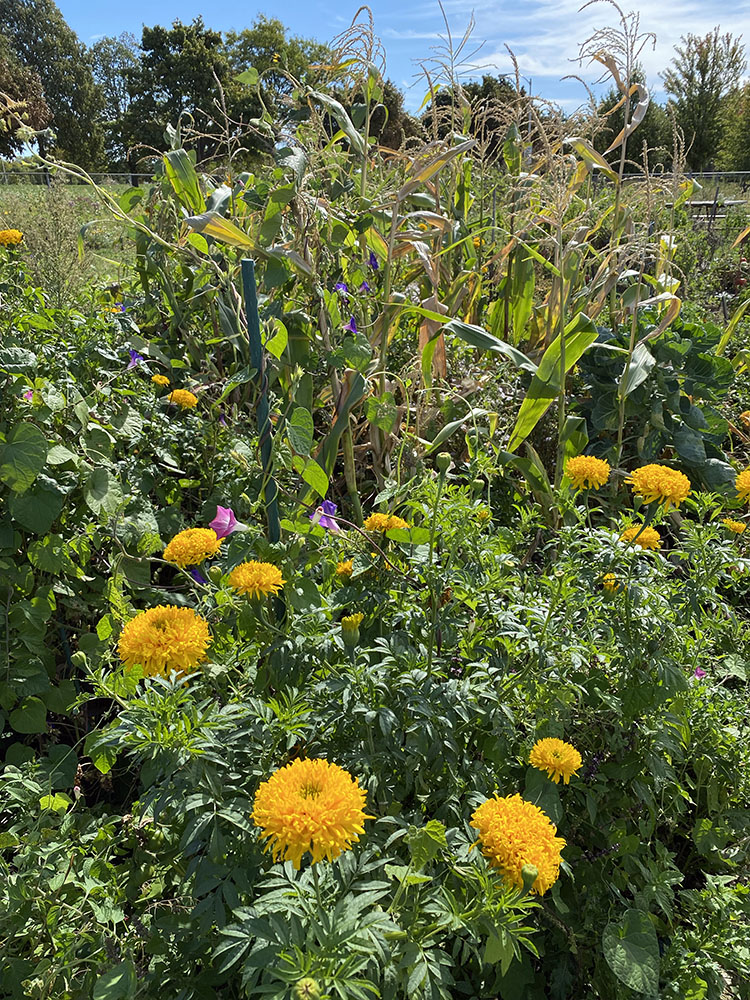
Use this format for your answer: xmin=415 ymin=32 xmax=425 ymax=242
xmin=228 ymin=560 xmax=285 ymax=598
xmin=0 ymin=228 xmax=23 ymax=247
xmin=740 ymin=411 xmax=750 ymax=430
xmin=529 ymin=738 xmax=582 ymax=785
xmin=341 ymin=612 xmax=364 ymax=631
xmin=470 ymin=793 xmax=566 ymax=896
xmin=476 ymin=507 xmax=491 ymax=523
xmin=251 ymin=758 xmax=371 ymax=869
xmin=625 ymin=463 xmax=691 ymax=510
xmin=336 ymin=559 xmax=353 ymax=578
xmin=620 ymin=525 xmax=661 ymax=550
xmin=167 ymin=389 xmax=198 ymax=409
xmin=152 ymin=374 xmax=170 ymax=387
xmin=602 ymin=572 xmax=622 ymax=593
xmin=363 ymin=513 xmax=409 ymax=532
xmin=723 ymin=518 xmax=747 ymax=535
xmin=565 ymin=455 xmax=611 ymax=491
xmin=736 ymin=469 xmax=750 ymax=502
xmin=163 ymin=528 xmax=222 ymax=568
xmin=118 ymin=605 xmax=211 ymax=677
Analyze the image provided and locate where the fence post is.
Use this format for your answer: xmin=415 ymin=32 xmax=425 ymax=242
xmin=241 ymin=258 xmax=281 ymax=544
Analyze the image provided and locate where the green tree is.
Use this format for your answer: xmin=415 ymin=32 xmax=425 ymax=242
xmin=718 ymin=82 xmax=750 ymax=170
xmin=662 ymin=27 xmax=746 ymax=171
xmin=122 ymin=18 xmax=230 ymax=163
xmin=224 ymin=15 xmax=329 ymax=101
xmin=90 ymin=33 xmax=139 ymax=168
xmin=0 ymin=34 xmax=51 ymax=157
xmin=0 ymin=0 xmax=104 ymax=168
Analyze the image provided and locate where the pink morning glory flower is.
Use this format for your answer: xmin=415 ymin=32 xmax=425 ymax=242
xmin=210 ymin=505 xmax=239 ymax=538
xmin=310 ymin=499 xmax=340 ymax=532
xmin=693 ymin=667 xmax=707 ymax=679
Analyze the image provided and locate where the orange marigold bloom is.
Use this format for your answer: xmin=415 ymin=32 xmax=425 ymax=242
xmin=565 ymin=455 xmax=611 ymax=490
xmin=736 ymin=470 xmax=750 ymax=503
xmin=163 ymin=528 xmax=222 ymax=568
xmin=152 ymin=374 xmax=171 ymax=387
xmin=228 ymin=560 xmax=285 ymax=598
xmin=625 ymin=464 xmax=691 ymax=510
xmin=529 ymin=738 xmax=582 ymax=785
xmin=602 ymin=572 xmax=623 ymax=593
xmin=470 ymin=793 xmax=565 ymax=896
xmin=252 ymin=758 xmax=371 ymax=869
xmin=620 ymin=525 xmax=661 ymax=550
xmin=363 ymin=513 xmax=409 ymax=532
xmin=722 ymin=518 xmax=746 ymax=535
xmin=118 ymin=605 xmax=211 ymax=677
xmin=0 ymin=229 xmax=23 ymax=247
xmin=336 ymin=559 xmax=353 ymax=578
xmin=167 ymin=389 xmax=198 ymax=409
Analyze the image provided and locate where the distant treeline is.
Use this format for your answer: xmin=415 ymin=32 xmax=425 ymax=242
xmin=1 ymin=0 xmax=749 ymax=174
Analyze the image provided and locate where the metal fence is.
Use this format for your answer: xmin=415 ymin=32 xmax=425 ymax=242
xmin=0 ymin=166 xmax=154 ymax=187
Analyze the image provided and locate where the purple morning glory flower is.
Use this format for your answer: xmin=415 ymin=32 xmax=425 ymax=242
xmin=368 ymin=251 xmax=379 ymax=271
xmin=310 ymin=499 xmax=340 ymax=532
xmin=694 ymin=667 xmax=707 ymax=679
xmin=344 ymin=316 xmax=357 ymax=335
xmin=335 ymin=282 xmax=349 ymax=302
xmin=218 ymin=409 xmax=228 ymax=428
xmin=210 ymin=505 xmax=239 ymax=538
xmin=127 ymin=349 xmax=144 ymax=369
xmin=359 ymin=280 xmax=371 ymax=293
xmin=114 ymin=302 xmax=126 ymax=312
xmin=23 ymin=389 xmax=33 ymax=401
xmin=189 ymin=568 xmax=208 ymax=584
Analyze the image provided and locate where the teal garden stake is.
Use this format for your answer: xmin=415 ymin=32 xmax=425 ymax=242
xmin=241 ymin=258 xmax=281 ymax=543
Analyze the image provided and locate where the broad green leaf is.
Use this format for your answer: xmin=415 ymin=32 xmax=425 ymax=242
xmin=93 ymin=961 xmax=138 ymax=1000
xmin=39 ymin=792 xmax=72 ymax=813
xmin=84 ymin=469 xmax=123 ymax=517
xmin=164 ymin=149 xmax=206 ymax=214
xmin=316 ymin=372 xmax=367 ymax=473
xmin=560 ymin=416 xmax=589 ymax=474
xmin=264 ymin=320 xmax=288 ymax=359
xmin=305 ymin=90 xmax=365 ymax=155
xmin=441 ymin=320 xmax=537 ymax=372
xmin=0 ymin=423 xmax=47 ymax=493
xmin=9 ymin=696 xmax=47 ymax=734
xmin=407 ymin=820 xmax=447 ymax=870
xmin=565 ymin=137 xmax=619 ymax=182
xmin=524 ymin=766 xmax=562 ymax=824
xmin=602 ymin=909 xmax=660 ymax=995
xmin=288 ymin=407 xmax=314 ymax=456
xmin=507 ymin=313 xmax=599 ymax=452
xmin=301 ymin=459 xmax=329 ymax=498
xmin=185 ymin=212 xmax=253 ymax=248
xmin=619 ymin=342 xmax=656 ymax=398
xmin=9 ymin=479 xmax=64 ymax=534
xmin=235 ymin=67 xmax=259 ymax=87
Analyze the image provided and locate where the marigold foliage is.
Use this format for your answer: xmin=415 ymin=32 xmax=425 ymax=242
xmin=620 ymin=525 xmax=662 ymax=550
xmin=566 ymin=455 xmax=611 ymax=490
xmin=736 ymin=470 xmax=750 ymax=502
xmin=723 ymin=518 xmax=747 ymax=535
xmin=118 ymin=605 xmax=211 ymax=677
xmin=364 ymin=513 xmax=408 ymax=531
xmin=228 ymin=560 xmax=285 ymax=598
xmin=529 ymin=738 xmax=582 ymax=785
xmin=336 ymin=559 xmax=353 ymax=578
xmin=168 ymin=389 xmax=198 ymax=409
xmin=152 ymin=374 xmax=171 ymax=386
xmin=163 ymin=528 xmax=222 ymax=568
xmin=470 ymin=793 xmax=565 ymax=895
xmin=251 ymin=758 xmax=370 ymax=868
xmin=625 ymin=464 xmax=691 ymax=510
xmin=0 ymin=229 xmax=23 ymax=246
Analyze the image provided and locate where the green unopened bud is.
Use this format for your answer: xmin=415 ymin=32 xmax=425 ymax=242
xmin=436 ymin=452 xmax=452 ymax=474
xmin=70 ymin=651 xmax=88 ymax=670
xmin=293 ymin=978 xmax=321 ymax=1000
xmin=521 ymin=864 xmax=539 ymax=894
xmin=208 ymin=565 xmax=223 ymax=584
xmin=341 ymin=612 xmax=364 ymax=648
xmin=471 ymin=478 xmax=485 ymax=495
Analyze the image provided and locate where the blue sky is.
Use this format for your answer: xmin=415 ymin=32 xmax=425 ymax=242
xmin=59 ymin=0 xmax=750 ymax=111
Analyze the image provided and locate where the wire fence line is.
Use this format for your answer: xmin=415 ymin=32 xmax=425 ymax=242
xmin=0 ymin=166 xmax=154 ymax=186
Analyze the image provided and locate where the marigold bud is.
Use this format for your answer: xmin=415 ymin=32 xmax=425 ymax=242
xmin=521 ymin=864 xmax=539 ymax=894
xmin=293 ymin=978 xmax=321 ymax=1000
xmin=70 ymin=651 xmax=88 ymax=669
xmin=208 ymin=566 xmax=223 ymax=584
xmin=436 ymin=452 xmax=452 ymax=473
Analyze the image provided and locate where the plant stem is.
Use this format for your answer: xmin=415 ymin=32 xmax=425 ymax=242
xmin=426 ymin=469 xmax=447 ymax=674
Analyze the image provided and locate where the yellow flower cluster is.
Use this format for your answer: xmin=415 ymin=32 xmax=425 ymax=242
xmin=363 ymin=513 xmax=408 ymax=532
xmin=341 ymin=612 xmax=364 ymax=631
xmin=336 ymin=559 xmax=353 ymax=578
xmin=228 ymin=560 xmax=285 ymax=599
xmin=602 ymin=572 xmax=622 ymax=593
xmin=252 ymin=758 xmax=371 ymax=869
xmin=118 ymin=605 xmax=211 ymax=677
xmin=529 ymin=738 xmax=582 ymax=785
xmin=723 ymin=518 xmax=746 ymax=535
xmin=565 ymin=455 xmax=611 ymax=491
xmin=0 ymin=229 xmax=23 ymax=247
xmin=625 ymin=464 xmax=691 ymax=510
xmin=152 ymin=374 xmax=171 ymax=387
xmin=736 ymin=470 xmax=750 ymax=502
xmin=620 ymin=525 xmax=661 ymax=550
xmin=470 ymin=793 xmax=566 ymax=895
xmin=163 ymin=528 xmax=222 ymax=568
xmin=168 ymin=389 xmax=198 ymax=410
